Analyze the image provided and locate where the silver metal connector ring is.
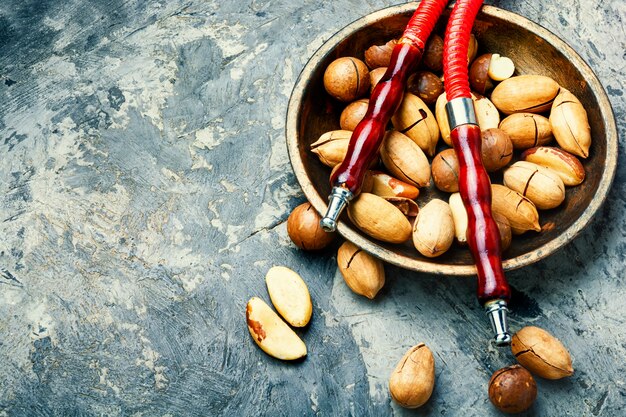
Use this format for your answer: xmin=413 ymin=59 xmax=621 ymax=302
xmin=445 ymin=97 xmax=478 ymax=129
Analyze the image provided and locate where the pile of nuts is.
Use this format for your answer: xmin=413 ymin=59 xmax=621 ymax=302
xmin=386 ymin=325 xmax=574 ymax=412
xmin=283 ymin=200 xmax=575 ymax=413
xmin=311 ymin=33 xmax=590 ymax=259
xmin=251 ymin=32 xmax=585 ymax=413
xmin=246 ymin=263 xmax=575 ymax=413
xmin=488 ymin=326 xmax=574 ymax=413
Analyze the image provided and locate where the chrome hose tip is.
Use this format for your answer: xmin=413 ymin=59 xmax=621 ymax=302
xmin=485 ymin=299 xmax=512 ymax=346
xmin=319 ymin=216 xmax=337 ymax=233
xmin=320 ymin=186 xmax=353 ymax=233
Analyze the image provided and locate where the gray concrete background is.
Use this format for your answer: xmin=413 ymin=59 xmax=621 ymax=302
xmin=0 ymin=0 xmax=624 ymax=415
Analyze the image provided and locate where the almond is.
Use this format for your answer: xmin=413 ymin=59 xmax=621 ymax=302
xmin=310 ymin=130 xmax=351 ymax=167
xmin=347 ymin=193 xmax=412 ymax=243
xmin=549 ymin=89 xmax=591 ymax=158
xmin=499 ymin=113 xmax=553 ymax=150
xmin=503 ymin=161 xmax=565 ymax=210
xmin=391 ymin=93 xmax=440 ymax=156
xmin=491 ymin=75 xmax=560 ymax=114
xmin=380 ymin=130 xmax=431 ymax=188
xmin=337 ymin=241 xmax=385 ymax=299
xmin=491 ymin=184 xmax=541 ymax=233
xmin=412 ymin=199 xmax=455 ymax=258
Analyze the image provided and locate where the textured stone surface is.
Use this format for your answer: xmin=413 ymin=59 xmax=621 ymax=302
xmin=0 ymin=0 xmax=624 ymax=415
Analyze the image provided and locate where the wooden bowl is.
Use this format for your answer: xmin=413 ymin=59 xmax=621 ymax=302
xmin=286 ymin=3 xmax=618 ymax=275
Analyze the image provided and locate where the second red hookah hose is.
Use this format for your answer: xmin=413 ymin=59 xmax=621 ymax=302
xmin=443 ymin=0 xmax=480 ymax=100
xmin=443 ymin=0 xmax=512 ymax=306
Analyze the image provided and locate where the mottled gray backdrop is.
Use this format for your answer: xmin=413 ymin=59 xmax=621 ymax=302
xmin=0 ymin=0 xmax=624 ymax=416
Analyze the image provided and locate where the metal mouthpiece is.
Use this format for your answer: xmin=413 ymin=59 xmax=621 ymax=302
xmin=485 ymin=299 xmax=512 ymax=346
xmin=320 ymin=186 xmax=353 ymax=232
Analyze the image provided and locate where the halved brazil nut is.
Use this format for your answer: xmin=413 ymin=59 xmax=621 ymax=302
xmin=246 ymin=297 xmax=307 ymax=360
xmin=521 ymin=146 xmax=585 ymax=186
xmin=266 ymin=266 xmax=312 ymax=327
xmin=369 ymin=171 xmax=420 ymax=199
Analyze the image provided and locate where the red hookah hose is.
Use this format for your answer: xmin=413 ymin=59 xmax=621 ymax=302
xmin=443 ymin=0 xmax=511 ymax=304
xmin=443 ymin=0 xmax=480 ymax=100
xmin=329 ymin=0 xmax=449 ymax=195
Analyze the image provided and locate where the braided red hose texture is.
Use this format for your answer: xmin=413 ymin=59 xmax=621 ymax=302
xmin=330 ymin=0 xmax=449 ymax=194
xmin=444 ymin=0 xmax=511 ymax=303
xmin=402 ymin=0 xmax=448 ymax=50
xmin=443 ymin=0 xmax=482 ymax=100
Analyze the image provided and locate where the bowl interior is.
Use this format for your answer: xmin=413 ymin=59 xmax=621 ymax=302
xmin=287 ymin=5 xmax=617 ymax=275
